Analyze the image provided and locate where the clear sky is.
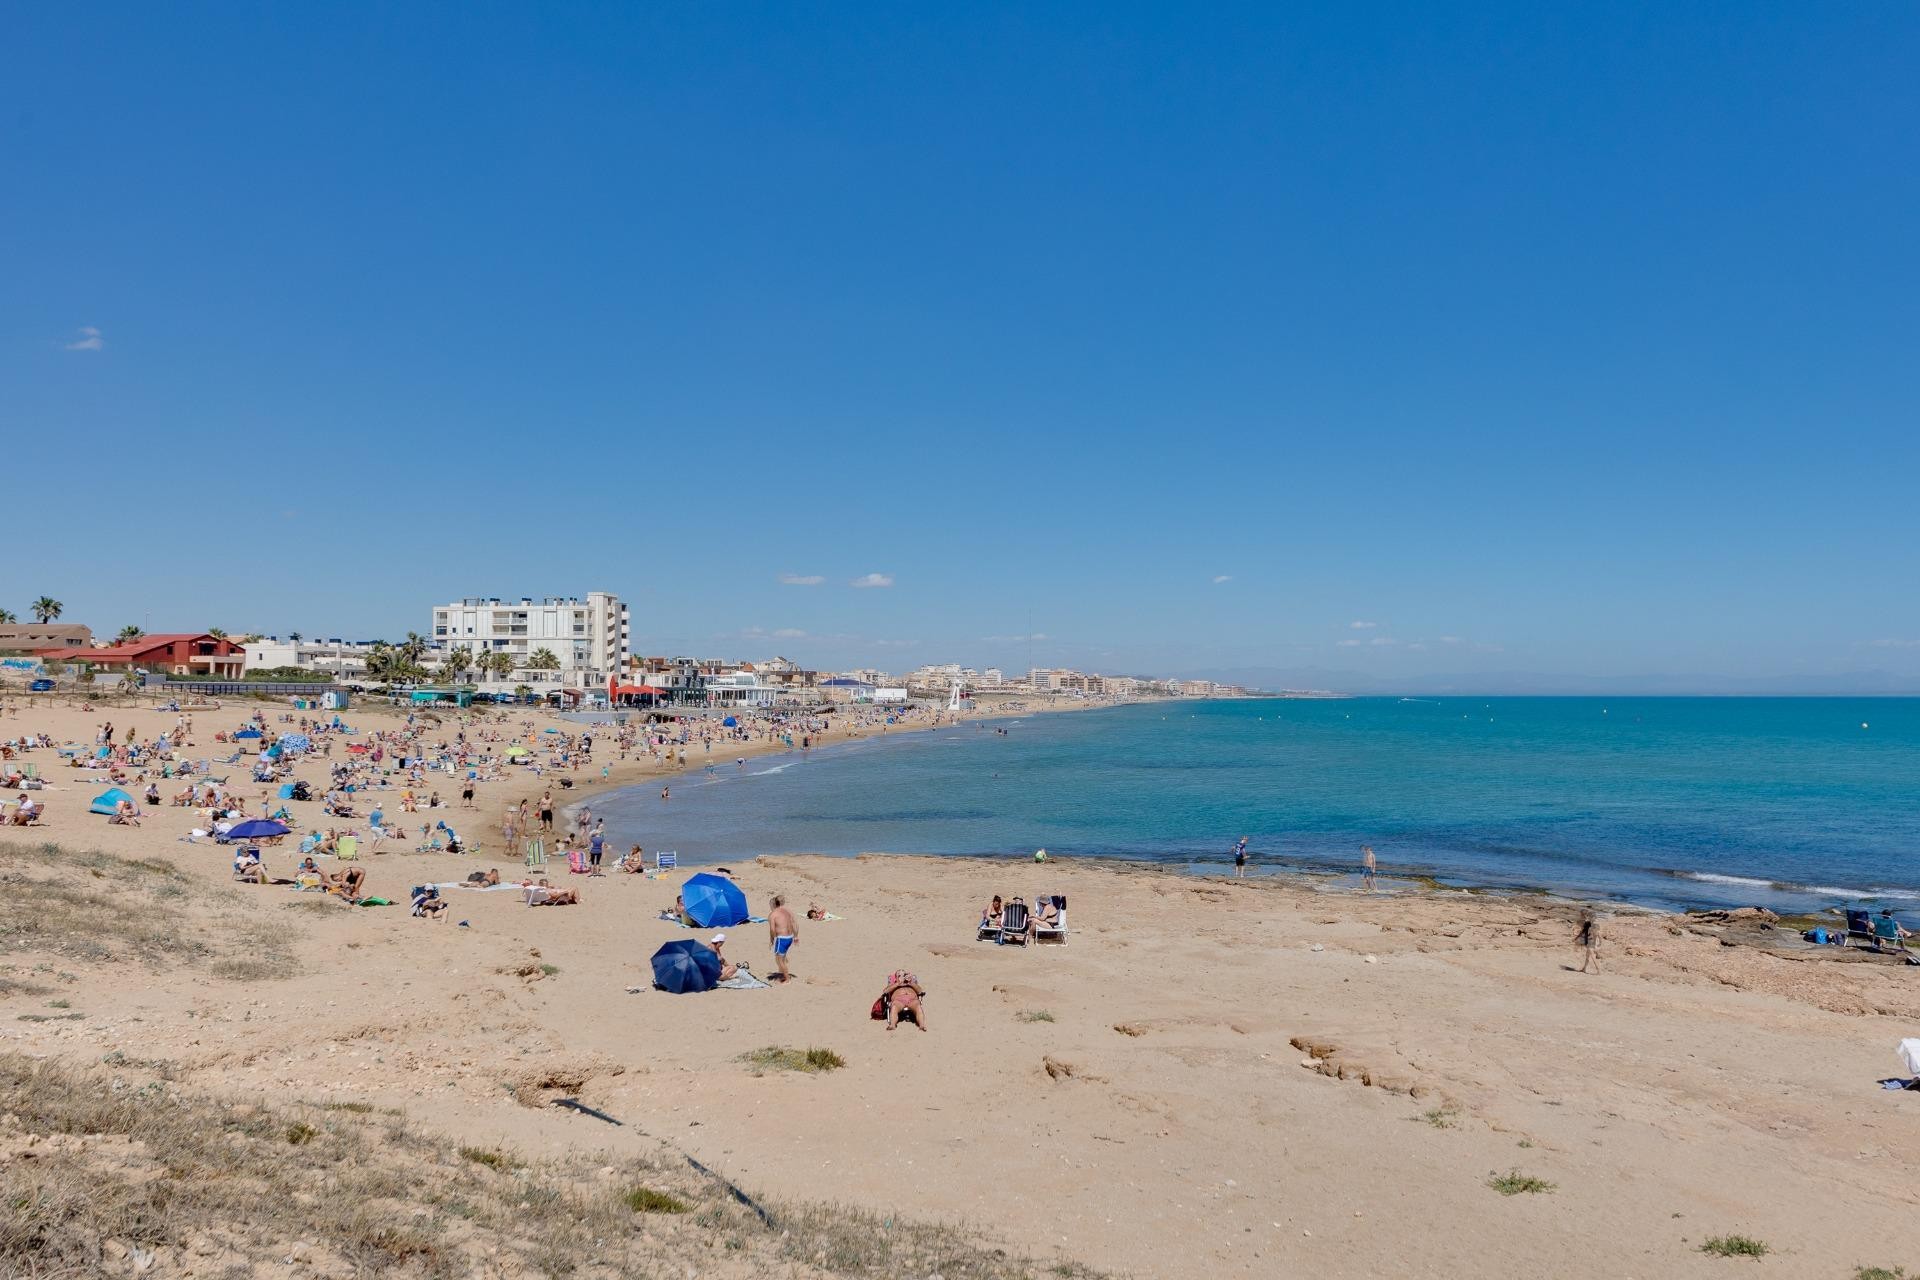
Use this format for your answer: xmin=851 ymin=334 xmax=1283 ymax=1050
xmin=5 ymin=5 xmax=1917 ymax=690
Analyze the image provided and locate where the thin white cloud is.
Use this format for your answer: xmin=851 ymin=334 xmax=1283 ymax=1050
xmin=850 ymin=573 xmax=894 ymax=589
xmin=1868 ymin=638 xmax=1920 ymax=649
xmin=778 ymin=573 xmax=825 ymax=586
xmin=1212 ymin=575 xmax=1232 ymax=585
xmin=1369 ymin=636 xmax=1397 ymax=647
xmin=983 ymin=632 xmax=1048 ymax=643
xmin=1437 ymin=635 xmax=1465 ymax=645
xmin=871 ymin=638 xmax=915 ymax=648
xmin=64 ymin=326 xmax=104 ymax=351
xmin=773 ymin=628 xmax=807 ymax=639
xmin=1407 ymin=642 xmax=1428 ymax=651
xmin=1336 ymin=638 xmax=1364 ymax=648
xmin=1348 ymin=620 xmax=1377 ymax=630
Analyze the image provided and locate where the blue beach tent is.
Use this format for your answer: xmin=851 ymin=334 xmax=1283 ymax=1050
xmin=681 ymin=872 xmax=749 ymax=928
xmin=651 ymin=939 xmax=722 ymax=994
xmin=89 ymin=787 xmax=135 ymax=815
xmin=234 ymin=728 xmax=263 ymax=740
xmin=226 ymin=819 xmax=290 ymax=841
xmin=722 ymin=716 xmax=738 ymax=728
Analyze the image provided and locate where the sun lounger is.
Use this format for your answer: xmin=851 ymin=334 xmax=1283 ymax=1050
xmin=998 ymin=900 xmax=1030 ymax=946
xmin=655 ymin=850 xmax=677 ymax=871
xmin=977 ymin=915 xmax=1004 ymax=942
xmin=1034 ymin=894 xmax=1068 ymax=945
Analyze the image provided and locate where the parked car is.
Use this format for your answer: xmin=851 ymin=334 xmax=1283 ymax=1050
xmin=29 ymin=678 xmax=55 ymax=692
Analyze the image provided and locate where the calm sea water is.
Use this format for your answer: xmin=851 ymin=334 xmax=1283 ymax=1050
xmin=590 ymin=698 xmax=1920 ymax=915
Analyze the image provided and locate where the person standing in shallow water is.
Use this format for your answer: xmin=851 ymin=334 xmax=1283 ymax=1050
xmin=1233 ymin=836 xmax=1248 ymax=878
xmin=1575 ymin=909 xmax=1601 ymax=973
xmin=1361 ymin=845 xmax=1377 ymax=893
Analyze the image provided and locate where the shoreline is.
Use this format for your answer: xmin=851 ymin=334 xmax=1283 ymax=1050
xmin=556 ymin=706 xmax=1904 ymax=924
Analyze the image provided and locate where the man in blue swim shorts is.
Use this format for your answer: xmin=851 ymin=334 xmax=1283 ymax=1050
xmin=767 ymin=894 xmax=799 ymax=984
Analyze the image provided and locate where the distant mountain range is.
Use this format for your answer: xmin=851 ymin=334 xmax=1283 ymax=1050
xmin=1195 ymin=666 xmax=1920 ymax=697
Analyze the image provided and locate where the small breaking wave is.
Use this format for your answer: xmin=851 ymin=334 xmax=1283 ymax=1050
xmin=1654 ymin=868 xmax=1920 ymax=901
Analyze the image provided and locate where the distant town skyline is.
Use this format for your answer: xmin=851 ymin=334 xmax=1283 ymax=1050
xmin=6 ymin=7 xmax=1916 ymax=691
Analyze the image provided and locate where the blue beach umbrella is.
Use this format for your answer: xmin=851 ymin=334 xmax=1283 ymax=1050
xmin=226 ymin=819 xmax=291 ymax=840
xmin=722 ymin=716 xmax=738 ymax=728
xmin=680 ymin=872 xmax=749 ymax=928
xmin=89 ymin=787 xmax=135 ymax=815
xmin=651 ymin=939 xmax=721 ymax=994
xmin=280 ymin=733 xmax=312 ymax=752
xmin=234 ymin=728 xmax=263 ymax=740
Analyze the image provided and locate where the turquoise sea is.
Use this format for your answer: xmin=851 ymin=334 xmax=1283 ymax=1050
xmin=592 ymin=697 xmax=1920 ymax=916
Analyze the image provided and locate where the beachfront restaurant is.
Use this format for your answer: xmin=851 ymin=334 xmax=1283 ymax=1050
xmin=703 ymin=671 xmax=775 ymax=709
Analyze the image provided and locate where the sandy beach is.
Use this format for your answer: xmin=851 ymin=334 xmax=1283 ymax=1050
xmin=4 ymin=692 xmax=1919 ymax=1277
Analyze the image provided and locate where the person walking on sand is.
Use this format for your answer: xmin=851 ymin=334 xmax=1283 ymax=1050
xmin=1575 ymin=908 xmax=1601 ymax=973
xmin=1234 ymin=836 xmax=1249 ymax=878
xmin=768 ymin=894 xmax=798 ymax=983
xmin=1361 ymin=844 xmax=1377 ymax=893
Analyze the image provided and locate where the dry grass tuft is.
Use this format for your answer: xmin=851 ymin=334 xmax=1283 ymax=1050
xmin=740 ymin=1045 xmax=846 ymax=1074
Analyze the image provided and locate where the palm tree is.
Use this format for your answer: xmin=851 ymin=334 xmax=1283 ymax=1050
xmin=486 ymin=650 xmax=518 ymax=681
xmin=116 ymin=625 xmax=145 ymax=645
xmin=528 ymin=648 xmax=560 ymax=672
xmin=444 ymin=645 xmax=474 ymax=682
xmin=0 ymin=609 xmax=15 ymax=624
xmin=31 ymin=597 xmax=62 ymax=623
xmin=399 ymin=632 xmax=430 ymax=665
xmin=513 ymin=684 xmax=532 ymax=699
xmin=207 ymin=627 xmax=227 ymax=639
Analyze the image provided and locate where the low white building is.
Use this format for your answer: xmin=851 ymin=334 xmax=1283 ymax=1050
xmin=703 ymin=672 xmax=775 ymax=708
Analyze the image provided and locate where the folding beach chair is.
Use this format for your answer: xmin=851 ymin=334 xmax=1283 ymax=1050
xmin=567 ymin=847 xmax=588 ymax=875
xmin=1845 ymin=909 xmax=1877 ymax=948
xmin=1871 ymin=914 xmax=1914 ymax=956
xmin=335 ymin=836 xmax=360 ymax=862
xmin=997 ymin=899 xmax=1030 ymax=946
xmin=524 ymin=837 xmax=547 ymax=868
xmin=655 ymin=850 xmax=677 ymax=871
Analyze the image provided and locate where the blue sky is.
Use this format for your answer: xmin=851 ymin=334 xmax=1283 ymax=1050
xmin=5 ymin=5 xmax=1917 ymax=688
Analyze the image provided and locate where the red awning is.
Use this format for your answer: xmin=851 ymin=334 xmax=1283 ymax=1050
xmin=611 ymin=684 xmax=667 ymax=696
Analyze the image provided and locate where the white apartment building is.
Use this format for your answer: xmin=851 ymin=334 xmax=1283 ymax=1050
xmin=431 ymin=594 xmax=630 ymax=689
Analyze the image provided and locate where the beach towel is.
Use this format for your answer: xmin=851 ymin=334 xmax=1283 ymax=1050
xmin=716 ymin=971 xmax=771 ymax=989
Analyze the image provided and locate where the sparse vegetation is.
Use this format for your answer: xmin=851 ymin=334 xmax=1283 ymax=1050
xmin=1112 ymin=1023 xmax=1146 ymax=1037
xmin=741 ymin=1045 xmax=847 ymax=1074
xmin=1018 ymin=1010 xmax=1056 ymax=1023
xmin=1854 ymin=1267 xmax=1911 ymax=1280
xmin=539 ymin=962 xmax=561 ymax=977
xmin=0 ymin=842 xmax=291 ymax=979
xmin=1700 ymin=1235 xmax=1770 ymax=1258
xmin=0 ymin=1054 xmax=1081 ymax=1278
xmin=285 ymin=1122 xmax=319 ymax=1145
xmin=1420 ymin=1106 xmax=1460 ymax=1129
xmin=1488 ymin=1170 xmax=1554 ymax=1196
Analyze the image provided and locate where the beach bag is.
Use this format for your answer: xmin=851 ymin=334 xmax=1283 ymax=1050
xmin=870 ymin=996 xmax=886 ymax=1021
